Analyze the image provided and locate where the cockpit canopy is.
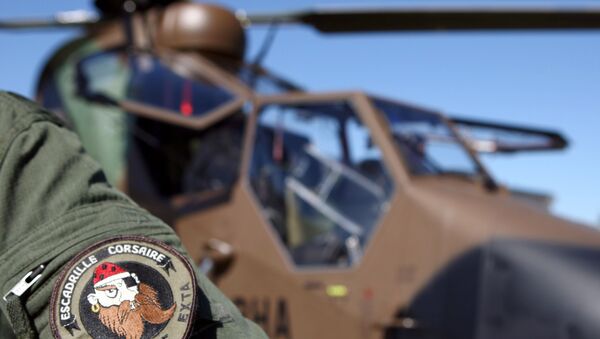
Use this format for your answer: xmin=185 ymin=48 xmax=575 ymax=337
xmin=248 ymin=100 xmax=395 ymax=268
xmin=374 ymin=98 xmax=481 ymax=178
xmin=38 ymin=41 xmax=490 ymax=268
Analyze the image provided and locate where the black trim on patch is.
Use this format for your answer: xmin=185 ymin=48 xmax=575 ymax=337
xmin=49 ymin=236 xmax=197 ymax=339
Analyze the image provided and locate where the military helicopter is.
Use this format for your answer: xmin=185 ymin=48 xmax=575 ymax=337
xmin=2 ymin=1 xmax=600 ymax=338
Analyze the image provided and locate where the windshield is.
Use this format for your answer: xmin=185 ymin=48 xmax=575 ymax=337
xmin=374 ymin=98 xmax=481 ymax=177
xmin=127 ymin=54 xmax=233 ymax=116
xmin=249 ymin=100 xmax=394 ymax=268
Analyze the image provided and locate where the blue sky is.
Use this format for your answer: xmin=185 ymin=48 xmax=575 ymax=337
xmin=1 ymin=1 xmax=599 ymax=225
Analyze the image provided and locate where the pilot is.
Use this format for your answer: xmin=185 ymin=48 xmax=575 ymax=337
xmin=0 ymin=91 xmax=267 ymax=338
xmin=395 ymin=133 xmax=437 ymax=174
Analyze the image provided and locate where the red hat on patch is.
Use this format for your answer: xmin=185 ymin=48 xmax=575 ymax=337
xmin=93 ymin=262 xmax=130 ymax=287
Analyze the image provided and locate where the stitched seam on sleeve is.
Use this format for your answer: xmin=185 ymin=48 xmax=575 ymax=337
xmin=0 ymin=93 xmax=63 ymax=175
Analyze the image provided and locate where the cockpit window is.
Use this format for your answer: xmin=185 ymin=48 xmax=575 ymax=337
xmin=127 ymin=54 xmax=233 ymax=116
xmin=249 ymin=101 xmax=394 ymax=268
xmin=45 ymin=48 xmax=246 ymax=206
xmin=374 ymin=99 xmax=480 ymax=177
xmin=122 ymin=54 xmax=246 ymax=199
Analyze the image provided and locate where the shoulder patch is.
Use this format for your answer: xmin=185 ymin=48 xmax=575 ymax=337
xmin=50 ymin=236 xmax=197 ymax=339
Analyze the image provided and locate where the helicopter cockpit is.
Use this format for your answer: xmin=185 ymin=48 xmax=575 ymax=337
xmin=32 ymin=0 xmax=497 ymax=270
xmin=246 ymin=95 xmax=492 ymax=268
xmin=37 ymin=38 xmax=491 ymax=268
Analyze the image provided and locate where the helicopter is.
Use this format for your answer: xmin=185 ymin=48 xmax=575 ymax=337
xmin=2 ymin=1 xmax=600 ymax=338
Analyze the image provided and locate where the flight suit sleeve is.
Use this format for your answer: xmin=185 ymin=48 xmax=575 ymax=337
xmin=0 ymin=92 xmax=267 ymax=339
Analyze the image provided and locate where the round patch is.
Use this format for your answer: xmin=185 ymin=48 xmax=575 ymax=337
xmin=50 ymin=236 xmax=197 ymax=339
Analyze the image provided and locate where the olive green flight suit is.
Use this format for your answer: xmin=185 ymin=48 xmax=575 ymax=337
xmin=0 ymin=92 xmax=267 ymax=339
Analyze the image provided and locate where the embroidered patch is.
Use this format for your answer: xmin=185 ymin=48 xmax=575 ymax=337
xmin=50 ymin=236 xmax=197 ymax=339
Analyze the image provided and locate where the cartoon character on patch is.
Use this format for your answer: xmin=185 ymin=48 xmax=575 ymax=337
xmin=86 ymin=262 xmax=176 ymax=339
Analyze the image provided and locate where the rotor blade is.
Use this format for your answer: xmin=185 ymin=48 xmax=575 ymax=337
xmin=0 ymin=10 xmax=99 ymax=30
xmin=243 ymin=6 xmax=600 ymax=33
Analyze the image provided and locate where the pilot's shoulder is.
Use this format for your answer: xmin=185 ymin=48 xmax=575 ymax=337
xmin=0 ymin=91 xmax=63 ymax=137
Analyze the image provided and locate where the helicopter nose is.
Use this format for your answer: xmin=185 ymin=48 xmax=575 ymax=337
xmin=475 ymin=239 xmax=600 ymax=339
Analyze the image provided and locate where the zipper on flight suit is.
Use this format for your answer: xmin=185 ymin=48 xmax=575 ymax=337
xmin=3 ymin=264 xmax=46 ymax=302
xmin=3 ymin=264 xmax=47 ymax=339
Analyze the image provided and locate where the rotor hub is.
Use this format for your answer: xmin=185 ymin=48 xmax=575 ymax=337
xmin=156 ymin=3 xmax=246 ymax=61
